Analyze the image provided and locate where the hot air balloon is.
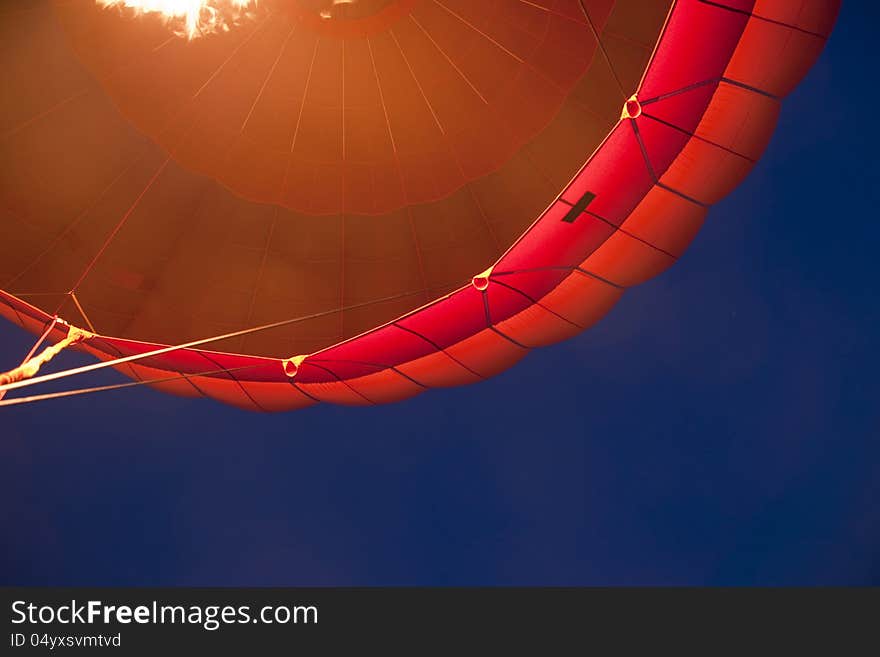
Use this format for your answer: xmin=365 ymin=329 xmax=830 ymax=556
xmin=0 ymin=0 xmax=840 ymax=410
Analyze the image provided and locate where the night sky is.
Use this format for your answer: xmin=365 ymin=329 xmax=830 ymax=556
xmin=2 ymin=3 xmax=877 ymax=586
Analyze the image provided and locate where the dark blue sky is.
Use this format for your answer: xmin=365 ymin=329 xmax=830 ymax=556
xmin=2 ymin=3 xmax=877 ymax=586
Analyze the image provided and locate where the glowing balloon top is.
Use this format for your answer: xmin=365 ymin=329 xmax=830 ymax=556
xmin=96 ymin=0 xmax=259 ymax=39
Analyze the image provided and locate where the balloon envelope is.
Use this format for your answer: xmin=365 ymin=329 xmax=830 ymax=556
xmin=0 ymin=0 xmax=839 ymax=410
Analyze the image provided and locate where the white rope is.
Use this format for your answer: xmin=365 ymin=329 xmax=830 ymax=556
xmin=0 ymin=365 xmax=259 ymax=408
xmin=0 ymin=290 xmax=424 ymax=397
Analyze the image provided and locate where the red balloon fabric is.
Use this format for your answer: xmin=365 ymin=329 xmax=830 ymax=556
xmin=0 ymin=0 xmax=840 ymax=410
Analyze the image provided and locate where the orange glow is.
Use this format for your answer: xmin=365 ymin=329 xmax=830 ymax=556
xmin=96 ymin=0 xmax=258 ymax=39
xmin=319 ymin=0 xmax=359 ymax=20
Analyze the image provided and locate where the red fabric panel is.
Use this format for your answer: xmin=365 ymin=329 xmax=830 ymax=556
xmin=639 ymin=0 xmax=752 ymax=99
xmin=635 ymin=115 xmax=691 ymax=179
xmin=342 ymin=369 xmax=425 ymax=405
xmin=0 ymin=0 xmax=840 ymax=411
xmin=582 ymin=230 xmax=677 ymax=288
xmin=616 ymin=186 xmax=707 ymax=258
xmin=395 ymin=286 xmax=485 ymax=350
xmin=443 ymin=328 xmax=527 ymax=379
xmin=395 ymin=349 xmax=482 ymax=388
xmin=489 ymin=268 xmax=570 ymax=304
xmin=536 ymin=271 xmax=624 ymax=329
xmin=497 ymin=201 xmax=617 ymax=275
xmin=726 ymin=14 xmax=828 ymax=97
xmin=752 ymin=0 xmax=840 ymax=36
xmin=641 ymin=82 xmax=719 ymax=131
xmin=312 ymin=322 xmax=437 ymax=368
